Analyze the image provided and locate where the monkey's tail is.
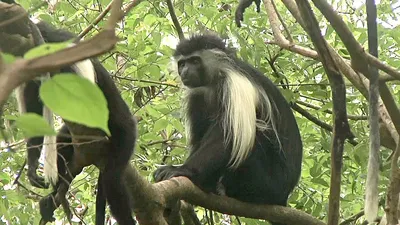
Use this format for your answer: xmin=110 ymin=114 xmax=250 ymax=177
xmin=43 ymin=105 xmax=58 ymax=185
xmin=365 ymin=139 xmax=380 ymax=222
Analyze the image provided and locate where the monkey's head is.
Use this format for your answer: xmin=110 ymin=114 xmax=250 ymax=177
xmin=173 ymin=34 xmax=235 ymax=88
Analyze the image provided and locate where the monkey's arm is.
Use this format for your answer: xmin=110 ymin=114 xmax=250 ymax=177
xmin=154 ymin=125 xmax=229 ymax=193
xmin=93 ymin=59 xmax=137 ymax=225
xmin=235 ymin=0 xmax=261 ymax=27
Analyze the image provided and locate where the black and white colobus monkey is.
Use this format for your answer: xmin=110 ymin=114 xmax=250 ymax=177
xmin=154 ymin=34 xmax=303 ymax=225
xmin=11 ymin=18 xmax=137 ymax=224
xmin=235 ymin=0 xmax=261 ymax=27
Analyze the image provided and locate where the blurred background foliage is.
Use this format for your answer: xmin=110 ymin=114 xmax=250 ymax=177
xmin=1 ymin=0 xmax=400 ymax=224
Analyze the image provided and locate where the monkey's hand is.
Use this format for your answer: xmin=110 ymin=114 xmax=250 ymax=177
xmin=27 ymin=169 xmax=49 ymax=189
xmin=235 ymin=0 xmax=262 ymax=27
xmin=153 ymin=165 xmax=194 ymax=182
xmin=153 ymin=166 xmax=217 ymax=193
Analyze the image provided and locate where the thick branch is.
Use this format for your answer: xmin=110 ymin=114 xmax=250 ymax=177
xmin=365 ymin=0 xmax=381 ymax=222
xmin=154 ymin=177 xmax=326 ymax=225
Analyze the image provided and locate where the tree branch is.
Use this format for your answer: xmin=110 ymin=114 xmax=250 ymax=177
xmin=268 ymin=0 xmax=398 ymax=150
xmin=295 ymin=2 xmax=353 ymax=225
xmin=310 ymin=0 xmax=400 ymax=137
xmin=154 ymin=177 xmax=327 ymax=225
xmin=166 ymin=0 xmax=184 ymax=40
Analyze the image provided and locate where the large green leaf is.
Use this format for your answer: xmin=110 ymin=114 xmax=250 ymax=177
xmin=39 ymin=74 xmax=110 ymax=135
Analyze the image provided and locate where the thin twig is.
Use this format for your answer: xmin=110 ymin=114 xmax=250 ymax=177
xmin=296 ymin=100 xmax=368 ymax=120
xmin=112 ymin=74 xmax=180 ymax=88
xmin=166 ymin=0 xmax=184 ymax=40
xmin=78 ymin=0 xmax=114 ymax=39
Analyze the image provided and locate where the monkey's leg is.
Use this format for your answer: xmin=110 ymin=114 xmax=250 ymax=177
xmin=39 ymin=168 xmax=84 ymax=223
xmin=165 ymin=200 xmax=182 ymax=225
xmin=95 ymin=59 xmax=137 ymax=225
xmin=39 ymin=182 xmax=73 ymax=224
xmin=234 ymin=0 xmax=262 ymax=27
xmin=181 ymin=202 xmax=201 ymax=225
xmin=23 ymin=80 xmax=49 ymax=189
xmin=39 ymin=148 xmax=84 ymax=223
xmin=95 ymin=173 xmax=106 ymax=225
xmin=56 ymin=125 xmax=75 ymax=221
xmin=154 ymin=126 xmax=228 ymax=193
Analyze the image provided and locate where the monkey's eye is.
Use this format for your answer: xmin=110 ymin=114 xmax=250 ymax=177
xmin=178 ymin=60 xmax=185 ymax=69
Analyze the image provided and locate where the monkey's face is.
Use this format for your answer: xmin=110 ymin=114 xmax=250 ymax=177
xmin=177 ymin=55 xmax=208 ymax=88
xmin=176 ymin=50 xmax=226 ymax=88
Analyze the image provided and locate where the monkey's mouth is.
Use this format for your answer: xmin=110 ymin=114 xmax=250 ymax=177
xmin=180 ymin=78 xmax=192 ymax=86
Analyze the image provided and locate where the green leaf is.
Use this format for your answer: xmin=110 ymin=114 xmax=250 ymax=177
xmin=24 ymin=42 xmax=72 ymax=59
xmin=311 ymin=177 xmax=330 ymax=187
xmin=15 ymin=113 xmax=56 ymax=138
xmin=1 ymin=53 xmax=16 ymax=64
xmin=143 ymin=14 xmax=157 ymax=26
xmin=153 ymin=118 xmax=169 ymax=133
xmin=58 ymin=1 xmax=77 ymax=14
xmin=309 ymin=163 xmax=322 ymax=178
xmin=0 ymin=172 xmax=10 ymax=184
xmin=40 ymin=74 xmax=110 ymax=135
xmin=0 ymin=200 xmax=9 ymax=220
xmin=314 ymin=203 xmax=323 ymax=216
xmin=147 ymin=64 xmax=160 ymax=78
xmin=37 ymin=13 xmax=55 ymax=23
xmin=152 ymin=32 xmax=161 ymax=46
xmin=18 ymin=0 xmax=30 ymax=10
xmin=146 ymin=106 xmax=162 ymax=118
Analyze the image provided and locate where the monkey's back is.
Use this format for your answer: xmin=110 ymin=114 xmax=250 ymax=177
xmin=221 ymin=57 xmax=303 ymax=205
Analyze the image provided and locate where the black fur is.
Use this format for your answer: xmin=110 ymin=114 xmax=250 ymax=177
xmin=154 ymin=34 xmax=302 ymax=225
xmin=173 ymin=34 xmax=229 ymax=56
xmin=20 ymin=21 xmax=137 ymax=225
xmin=235 ymin=0 xmax=262 ymax=27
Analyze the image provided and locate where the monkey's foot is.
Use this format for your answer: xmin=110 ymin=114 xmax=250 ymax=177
xmin=27 ymin=170 xmax=49 ymax=189
xmin=39 ymin=195 xmax=57 ymax=223
xmin=235 ymin=9 xmax=245 ymax=27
